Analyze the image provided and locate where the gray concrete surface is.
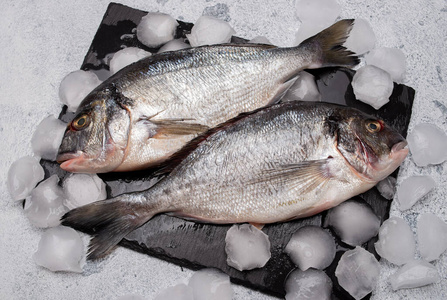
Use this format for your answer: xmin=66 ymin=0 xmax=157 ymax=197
xmin=1 ymin=0 xmax=446 ymax=299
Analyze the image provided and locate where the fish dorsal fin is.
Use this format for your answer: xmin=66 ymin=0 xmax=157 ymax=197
xmin=251 ymin=158 xmax=333 ymax=193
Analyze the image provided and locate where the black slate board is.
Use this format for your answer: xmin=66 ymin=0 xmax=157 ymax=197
xmin=42 ymin=2 xmax=415 ymax=299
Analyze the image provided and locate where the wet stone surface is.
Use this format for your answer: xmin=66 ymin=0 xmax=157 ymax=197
xmin=41 ymin=3 xmax=415 ymax=299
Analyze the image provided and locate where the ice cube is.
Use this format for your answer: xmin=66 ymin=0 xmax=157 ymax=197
xmin=154 ymin=283 xmax=194 ymax=300
xmin=186 ymin=16 xmax=235 ymax=47
xmin=323 ymin=199 xmax=380 ymax=246
xmin=158 ymin=39 xmax=191 ymax=53
xmin=294 ymin=22 xmax=331 ymax=45
xmin=225 ymin=224 xmax=271 ymax=271
xmin=285 ymin=268 xmax=332 ymax=300
xmin=407 ymin=123 xmax=447 ymax=166
xmin=365 ymin=47 xmax=406 ymax=83
xmin=136 ymin=12 xmax=179 ymax=48
xmin=389 ymin=260 xmax=440 ymax=291
xmin=396 ymin=176 xmax=436 ymax=210
xmin=31 ymin=115 xmax=67 ymax=161
xmin=7 ymin=156 xmax=45 ymax=201
xmin=33 ymin=226 xmax=84 ymax=273
xmin=59 ymin=70 xmax=102 ymax=112
xmin=24 ymin=175 xmax=68 ymax=228
xmin=116 ymin=295 xmax=146 ymax=300
xmin=188 ymin=268 xmax=233 ymax=300
xmin=62 ymin=173 xmax=107 ymax=210
xmin=417 ymin=213 xmax=447 ymax=262
xmin=284 ymin=225 xmax=335 ymax=271
xmin=374 ymin=216 xmax=415 ymax=265
xmin=295 ymin=0 xmax=341 ymax=25
xmin=282 ymin=71 xmax=321 ymax=102
xmin=248 ymin=36 xmax=272 ymax=45
xmin=109 ymin=47 xmax=152 ymax=74
xmin=344 ymin=19 xmax=376 ymax=55
xmin=376 ymin=176 xmax=397 ymax=200
xmin=335 ymin=246 xmax=380 ymax=300
xmin=352 ymin=65 xmax=394 ymax=110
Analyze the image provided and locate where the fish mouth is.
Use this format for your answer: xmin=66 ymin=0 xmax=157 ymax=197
xmin=57 ymin=151 xmax=86 ymax=172
xmin=391 ymin=140 xmax=408 ymax=153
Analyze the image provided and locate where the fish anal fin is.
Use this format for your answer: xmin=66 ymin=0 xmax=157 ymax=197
xmin=252 ymin=158 xmax=333 ymax=193
xmin=269 ymin=76 xmax=299 ymax=105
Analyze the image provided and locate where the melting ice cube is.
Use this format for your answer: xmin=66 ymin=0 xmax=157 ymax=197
xmin=295 ymin=22 xmax=332 ymax=45
xmin=344 ymin=18 xmax=376 ymax=55
xmin=374 ymin=216 xmax=415 ymax=265
xmin=376 ymin=176 xmax=397 ymax=200
xmin=284 ymin=225 xmax=335 ymax=271
xmin=109 ymin=47 xmax=152 ymax=74
xmin=24 ymin=175 xmax=68 ymax=228
xmin=186 ymin=16 xmax=235 ymax=47
xmin=225 ymin=224 xmax=271 ymax=271
xmin=33 ymin=226 xmax=84 ymax=273
xmin=335 ymin=246 xmax=380 ymax=300
xmin=294 ymin=0 xmax=340 ymax=44
xmin=282 ymin=71 xmax=321 ymax=102
xmin=352 ymin=65 xmax=394 ymax=110
xmin=407 ymin=123 xmax=447 ymax=166
xmin=62 ymin=173 xmax=107 ymax=210
xmin=418 ymin=213 xmax=447 ymax=262
xmin=248 ymin=36 xmax=272 ymax=45
xmin=188 ymin=268 xmax=233 ymax=300
xmin=31 ymin=115 xmax=67 ymax=161
xmin=323 ymin=199 xmax=380 ymax=246
xmin=7 ymin=156 xmax=45 ymax=201
xmin=59 ymin=70 xmax=102 ymax=112
xmin=389 ymin=260 xmax=440 ymax=291
xmin=365 ymin=47 xmax=406 ymax=83
xmin=158 ymin=39 xmax=191 ymax=53
xmin=285 ymin=268 xmax=332 ymax=300
xmin=396 ymin=176 xmax=436 ymax=210
xmin=137 ymin=12 xmax=179 ymax=48
xmin=295 ymin=0 xmax=341 ymax=25
xmin=154 ymin=283 xmax=194 ymax=300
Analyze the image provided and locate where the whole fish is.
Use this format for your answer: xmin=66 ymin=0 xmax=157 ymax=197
xmin=62 ymin=101 xmax=408 ymax=259
xmin=57 ymin=20 xmax=359 ymax=173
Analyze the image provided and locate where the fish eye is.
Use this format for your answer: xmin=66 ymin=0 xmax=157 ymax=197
xmin=366 ymin=120 xmax=382 ymax=133
xmin=72 ymin=114 xmax=90 ymax=131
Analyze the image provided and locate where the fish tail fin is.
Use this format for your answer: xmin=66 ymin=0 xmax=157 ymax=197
xmin=298 ymin=19 xmax=359 ymax=69
xmin=61 ymin=195 xmax=155 ymax=260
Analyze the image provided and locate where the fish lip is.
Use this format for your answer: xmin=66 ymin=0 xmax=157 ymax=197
xmin=56 ymin=151 xmax=83 ymax=164
xmin=391 ymin=140 xmax=408 ymax=153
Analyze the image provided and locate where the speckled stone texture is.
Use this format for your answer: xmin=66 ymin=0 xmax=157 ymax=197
xmin=0 ymin=1 xmax=445 ymax=299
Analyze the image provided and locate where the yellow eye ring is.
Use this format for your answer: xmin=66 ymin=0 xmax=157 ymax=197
xmin=71 ymin=114 xmax=90 ymax=131
xmin=366 ymin=120 xmax=382 ymax=133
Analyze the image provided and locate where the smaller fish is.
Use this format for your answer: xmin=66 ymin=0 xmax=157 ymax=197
xmin=62 ymin=101 xmax=408 ymax=259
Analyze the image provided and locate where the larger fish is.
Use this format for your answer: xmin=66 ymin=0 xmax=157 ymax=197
xmin=57 ymin=20 xmax=359 ymax=173
xmin=62 ymin=101 xmax=408 ymax=259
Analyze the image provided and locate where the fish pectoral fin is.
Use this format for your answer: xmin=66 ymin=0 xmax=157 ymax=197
xmin=149 ymin=119 xmax=210 ymax=138
xmin=252 ymin=159 xmax=333 ymax=193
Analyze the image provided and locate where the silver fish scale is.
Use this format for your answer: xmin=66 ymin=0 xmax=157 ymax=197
xmin=117 ymin=46 xmax=311 ymax=126
xmin=146 ymin=103 xmax=343 ymax=224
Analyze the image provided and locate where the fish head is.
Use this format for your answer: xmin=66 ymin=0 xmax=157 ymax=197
xmin=334 ymin=110 xmax=408 ymax=182
xmin=57 ymin=89 xmax=130 ymax=173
